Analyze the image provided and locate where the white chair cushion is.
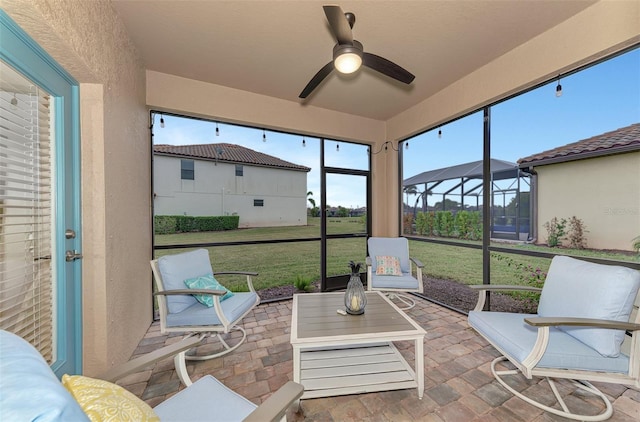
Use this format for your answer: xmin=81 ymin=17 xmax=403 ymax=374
xmin=157 ymin=249 xmax=213 ymax=314
xmin=468 ymin=311 xmax=630 ymax=373
xmin=0 ymin=330 xmax=90 ymax=422
xmin=537 ymin=255 xmax=640 ymax=357
xmin=153 ymin=375 xmax=257 ymax=421
xmin=166 ymin=292 xmax=259 ymax=328
xmin=370 ymin=273 xmax=420 ymax=290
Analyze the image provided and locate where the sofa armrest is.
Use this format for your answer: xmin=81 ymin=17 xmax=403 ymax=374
xmin=99 ymin=335 xmax=204 ymax=383
xmin=471 ymin=285 xmax=543 ymax=311
xmin=243 ymin=381 xmax=304 ymax=422
xmin=525 ymin=317 xmax=640 ymax=331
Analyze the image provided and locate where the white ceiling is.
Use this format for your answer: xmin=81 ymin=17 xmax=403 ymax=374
xmin=111 ymin=0 xmax=596 ymax=121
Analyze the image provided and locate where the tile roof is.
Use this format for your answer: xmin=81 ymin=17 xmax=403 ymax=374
xmin=518 ymin=123 xmax=640 ymax=167
xmin=153 ymin=143 xmax=311 ymax=172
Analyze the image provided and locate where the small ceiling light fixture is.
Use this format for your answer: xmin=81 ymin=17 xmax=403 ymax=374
xmin=336 ymin=143 xmax=340 ymax=152
xmin=555 ymin=77 xmax=562 ymax=97
xmin=302 ymin=137 xmax=306 ymax=148
xmin=262 ymin=129 xmax=267 ymax=142
xmin=405 ymin=141 xmax=409 ymax=150
xmin=160 ymin=115 xmax=165 ymax=128
xmin=438 ymin=128 xmax=442 ymax=139
xmin=215 ymin=122 xmax=220 ymax=136
xmin=333 ymin=42 xmax=363 ymax=74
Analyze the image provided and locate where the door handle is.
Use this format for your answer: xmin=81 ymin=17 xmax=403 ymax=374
xmin=65 ymin=250 xmax=83 ymax=262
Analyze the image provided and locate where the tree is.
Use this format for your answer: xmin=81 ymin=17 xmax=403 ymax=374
xmin=307 ymin=191 xmax=316 ymax=208
xmin=403 ymin=185 xmax=418 ymax=208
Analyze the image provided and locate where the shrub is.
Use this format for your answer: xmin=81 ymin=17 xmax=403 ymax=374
xmin=566 ymin=216 xmax=588 ymax=249
xmin=543 ymin=217 xmax=566 ymax=247
xmin=455 ymin=210 xmax=481 ymax=240
xmin=469 ymin=211 xmax=482 ymax=240
xmin=435 ymin=211 xmax=455 ymax=237
xmin=154 ymin=215 xmax=239 ymax=234
xmin=293 ymin=275 xmax=313 ymax=292
xmin=633 ymin=235 xmax=640 ymax=257
xmin=402 ymin=214 xmax=414 ymax=234
xmin=154 ymin=215 xmax=178 ymax=234
xmin=415 ymin=211 xmax=435 ymax=236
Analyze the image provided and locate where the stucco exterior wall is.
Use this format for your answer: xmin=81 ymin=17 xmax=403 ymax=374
xmin=1 ymin=0 xmax=151 ymax=375
xmin=154 ymin=155 xmax=308 ymax=227
xmin=536 ymin=152 xmax=640 ymax=251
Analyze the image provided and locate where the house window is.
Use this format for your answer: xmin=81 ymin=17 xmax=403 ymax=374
xmin=181 ymin=159 xmax=194 ymax=180
xmin=254 ymin=199 xmax=264 ymax=207
xmin=235 ymin=164 xmax=243 ymax=176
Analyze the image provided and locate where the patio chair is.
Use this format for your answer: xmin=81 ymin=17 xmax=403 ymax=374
xmin=151 ymin=248 xmax=260 ymax=385
xmin=468 ymin=255 xmax=640 ymax=421
xmin=366 ymin=237 xmax=424 ymax=310
xmin=0 ymin=329 xmax=304 ymax=422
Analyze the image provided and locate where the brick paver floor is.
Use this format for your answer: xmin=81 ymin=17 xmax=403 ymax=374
xmin=117 ymin=297 xmax=640 ymax=421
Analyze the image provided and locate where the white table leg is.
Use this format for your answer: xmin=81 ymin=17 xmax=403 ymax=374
xmin=293 ymin=345 xmax=301 ymax=384
xmin=415 ymin=336 xmax=424 ymax=399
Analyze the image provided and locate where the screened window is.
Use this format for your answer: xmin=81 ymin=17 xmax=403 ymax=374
xmin=235 ymin=164 xmax=243 ymax=176
xmin=181 ymin=159 xmax=194 ymax=180
xmin=0 ymin=61 xmax=55 ymax=362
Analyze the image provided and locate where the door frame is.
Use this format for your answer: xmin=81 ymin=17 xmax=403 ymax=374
xmin=0 ymin=11 xmax=83 ymax=376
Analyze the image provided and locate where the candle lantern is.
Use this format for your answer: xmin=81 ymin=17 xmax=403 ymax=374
xmin=344 ymin=261 xmax=367 ymax=315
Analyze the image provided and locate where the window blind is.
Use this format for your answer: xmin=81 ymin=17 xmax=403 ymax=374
xmin=0 ymin=61 xmax=55 ymax=363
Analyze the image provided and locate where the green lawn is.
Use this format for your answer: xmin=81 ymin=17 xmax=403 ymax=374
xmin=154 ymin=218 xmax=635 ymax=296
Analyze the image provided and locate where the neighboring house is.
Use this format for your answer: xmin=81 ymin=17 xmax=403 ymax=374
xmin=518 ymin=123 xmax=640 ymax=251
xmin=154 ymin=143 xmax=311 ymax=228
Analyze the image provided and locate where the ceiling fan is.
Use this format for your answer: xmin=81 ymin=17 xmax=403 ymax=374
xmin=299 ymin=5 xmax=415 ymax=99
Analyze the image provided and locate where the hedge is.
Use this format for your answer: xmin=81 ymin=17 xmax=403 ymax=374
xmin=154 ymin=215 xmax=239 ymax=234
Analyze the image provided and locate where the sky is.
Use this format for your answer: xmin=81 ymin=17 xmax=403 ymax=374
xmin=153 ymin=48 xmax=639 ymax=209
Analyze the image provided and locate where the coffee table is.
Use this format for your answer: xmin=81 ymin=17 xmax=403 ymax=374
xmin=290 ymin=291 xmax=426 ymax=399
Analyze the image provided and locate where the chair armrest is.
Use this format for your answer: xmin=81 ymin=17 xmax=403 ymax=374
xmin=525 ymin=317 xmax=640 ymax=331
xmin=469 ymin=285 xmax=543 ymax=292
xmin=213 ymin=271 xmax=259 ymax=293
xmin=154 ymin=289 xmax=226 ymax=296
xmin=243 ymin=381 xmax=304 ymax=422
xmin=365 ymin=256 xmax=373 ymax=266
xmin=471 ymin=285 xmax=543 ymax=312
xmin=214 ymin=271 xmax=259 ymax=277
xmin=99 ymin=335 xmax=204 ymax=383
xmin=409 ymin=257 xmax=424 ymax=268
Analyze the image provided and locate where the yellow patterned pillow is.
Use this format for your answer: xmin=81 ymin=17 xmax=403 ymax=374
xmin=62 ymin=375 xmax=159 ymax=422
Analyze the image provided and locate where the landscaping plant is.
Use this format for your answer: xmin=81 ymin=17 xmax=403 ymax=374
xmin=543 ymin=217 xmax=567 ymax=247
xmin=566 ymin=216 xmax=588 ymax=249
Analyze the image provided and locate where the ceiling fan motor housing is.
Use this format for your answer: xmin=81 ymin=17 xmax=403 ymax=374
xmin=333 ymin=40 xmax=363 ymax=74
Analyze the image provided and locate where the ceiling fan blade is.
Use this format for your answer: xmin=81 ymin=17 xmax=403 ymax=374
xmin=299 ymin=61 xmax=334 ymax=98
xmin=363 ymin=52 xmax=415 ymax=84
xmin=323 ymin=5 xmax=353 ymax=45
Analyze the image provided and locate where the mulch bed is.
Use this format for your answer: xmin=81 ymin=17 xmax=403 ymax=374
xmin=257 ymin=276 xmax=538 ymax=314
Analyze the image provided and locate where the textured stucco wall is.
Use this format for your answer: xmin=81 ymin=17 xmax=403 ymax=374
xmin=1 ymin=0 xmax=151 ymax=375
xmin=536 ymin=153 xmax=640 ymax=251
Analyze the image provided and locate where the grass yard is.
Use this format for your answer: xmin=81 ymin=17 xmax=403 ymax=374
xmin=154 ymin=218 xmax=636 ymax=296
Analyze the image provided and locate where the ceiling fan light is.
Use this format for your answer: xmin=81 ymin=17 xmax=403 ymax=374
xmin=334 ymin=52 xmax=362 ymax=74
xmin=333 ymin=43 xmax=363 ymax=74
